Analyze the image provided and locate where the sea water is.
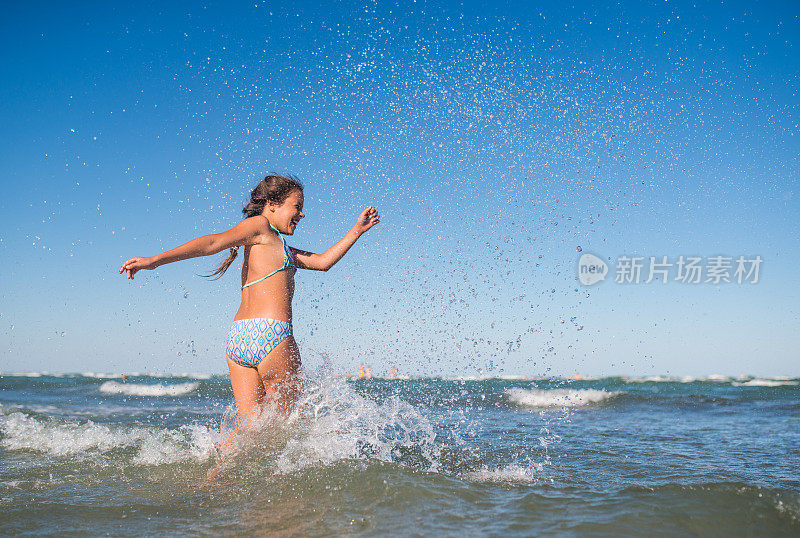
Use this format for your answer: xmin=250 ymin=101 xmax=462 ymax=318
xmin=1 ymin=372 xmax=798 ymax=535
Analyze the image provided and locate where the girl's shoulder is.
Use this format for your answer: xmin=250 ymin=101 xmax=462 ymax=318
xmin=243 ymin=215 xmax=282 ymax=247
xmin=242 ymin=214 xmax=269 ymax=227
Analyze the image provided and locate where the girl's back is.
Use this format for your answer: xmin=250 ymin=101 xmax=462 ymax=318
xmin=236 ymin=230 xmax=296 ymax=322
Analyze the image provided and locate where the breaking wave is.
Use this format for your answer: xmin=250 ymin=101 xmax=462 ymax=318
xmin=99 ymin=381 xmax=199 ymax=397
xmin=506 ymin=387 xmax=622 ymax=408
xmin=0 ymin=411 xmax=216 ymax=465
xmin=732 ymin=379 xmax=799 ymax=387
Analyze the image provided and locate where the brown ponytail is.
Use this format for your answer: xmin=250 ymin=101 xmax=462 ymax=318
xmin=206 ymin=174 xmax=304 ymax=279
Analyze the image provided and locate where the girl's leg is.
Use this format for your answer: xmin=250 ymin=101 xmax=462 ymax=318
xmin=227 ymin=358 xmax=267 ymax=425
xmin=211 ymin=339 xmax=300 ymax=473
xmin=256 ymin=335 xmax=302 ymax=415
xmin=209 ymin=358 xmax=266 ymax=462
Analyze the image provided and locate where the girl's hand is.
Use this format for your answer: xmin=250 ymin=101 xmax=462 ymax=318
xmin=119 ymin=256 xmax=158 ymax=279
xmin=354 ymin=206 xmax=380 ymax=235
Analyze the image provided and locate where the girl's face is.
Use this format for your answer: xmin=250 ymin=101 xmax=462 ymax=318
xmin=268 ymin=189 xmax=305 ymax=235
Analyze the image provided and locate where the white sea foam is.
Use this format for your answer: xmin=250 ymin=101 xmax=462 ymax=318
xmin=99 ymin=381 xmax=199 ymax=397
xmin=732 ymin=379 xmax=799 ymax=387
xmin=174 ymin=373 xmax=212 ymax=380
xmin=82 ymin=372 xmax=123 ymax=379
xmin=7 ymin=404 xmax=61 ymax=414
xmin=447 ymin=374 xmax=531 ymax=381
xmin=229 ymin=376 xmax=442 ymax=475
xmin=464 ymin=463 xmax=545 ymax=484
xmin=0 ymin=411 xmax=216 ymax=464
xmin=506 ymin=387 xmax=621 ymax=408
xmin=704 ymin=374 xmax=732 ymax=382
xmin=627 ymin=376 xmax=674 ymax=383
xmin=627 ymin=375 xmax=701 ymax=383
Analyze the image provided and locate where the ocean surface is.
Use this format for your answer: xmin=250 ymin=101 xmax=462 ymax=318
xmin=1 ymin=372 xmax=799 ymax=536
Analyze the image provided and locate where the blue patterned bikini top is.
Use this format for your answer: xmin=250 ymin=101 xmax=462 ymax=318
xmin=241 ymin=223 xmax=296 ymax=289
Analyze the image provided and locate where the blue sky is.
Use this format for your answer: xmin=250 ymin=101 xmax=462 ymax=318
xmin=1 ymin=0 xmax=798 ymax=376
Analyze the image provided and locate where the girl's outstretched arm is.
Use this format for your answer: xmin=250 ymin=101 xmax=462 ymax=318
xmin=119 ymin=216 xmax=268 ymax=279
xmin=292 ymin=206 xmax=380 ymax=272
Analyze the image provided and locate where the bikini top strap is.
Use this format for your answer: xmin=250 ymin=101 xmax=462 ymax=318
xmin=269 ymin=222 xmax=290 ymax=248
xmin=241 ymin=267 xmax=283 ymax=289
xmin=241 ymin=222 xmax=291 ymax=289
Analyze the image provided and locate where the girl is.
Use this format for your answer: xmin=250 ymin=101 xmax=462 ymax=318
xmin=120 ymin=175 xmax=380 ymax=423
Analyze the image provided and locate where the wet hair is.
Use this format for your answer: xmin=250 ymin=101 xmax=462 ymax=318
xmin=207 ymin=174 xmax=303 ymax=279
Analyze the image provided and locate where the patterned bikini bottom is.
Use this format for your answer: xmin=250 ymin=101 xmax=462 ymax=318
xmin=225 ymin=318 xmax=293 ymax=368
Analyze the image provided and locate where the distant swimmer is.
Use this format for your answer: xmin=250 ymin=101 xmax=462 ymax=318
xmin=120 ymin=174 xmax=380 ymax=428
xmin=358 ymin=363 xmax=373 ymax=379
